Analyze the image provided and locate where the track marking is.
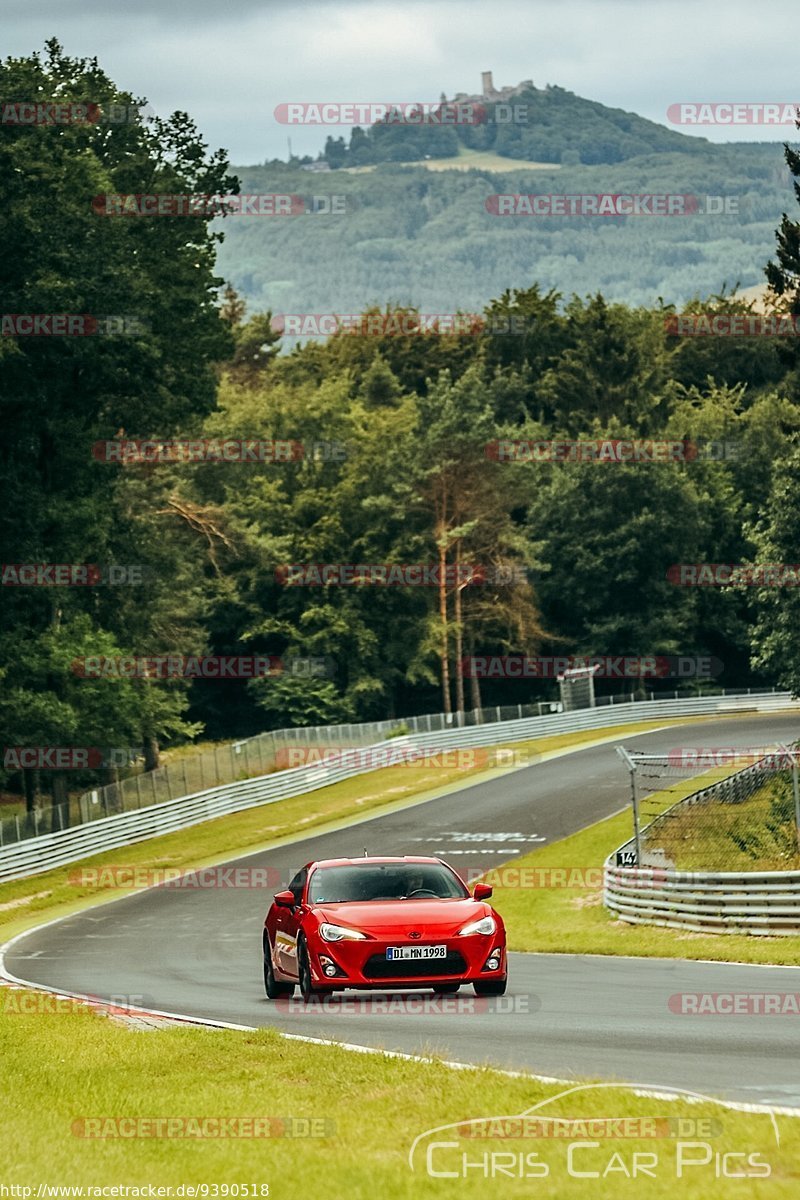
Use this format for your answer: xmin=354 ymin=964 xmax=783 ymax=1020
xmin=4 ymin=715 xmax=800 ymax=1116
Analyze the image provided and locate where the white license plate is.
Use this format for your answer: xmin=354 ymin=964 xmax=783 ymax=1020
xmin=386 ymin=944 xmax=447 ymax=961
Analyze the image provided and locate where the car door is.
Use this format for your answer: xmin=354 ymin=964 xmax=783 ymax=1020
xmin=274 ymin=866 xmax=307 ymax=977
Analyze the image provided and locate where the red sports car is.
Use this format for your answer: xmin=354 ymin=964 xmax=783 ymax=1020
xmin=262 ymin=855 xmax=507 ymax=1001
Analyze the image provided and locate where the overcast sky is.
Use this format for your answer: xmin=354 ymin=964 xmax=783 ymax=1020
xmin=4 ymin=0 xmax=798 ymax=163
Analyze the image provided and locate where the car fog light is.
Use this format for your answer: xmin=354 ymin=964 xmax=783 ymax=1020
xmin=484 ymin=952 xmax=501 ymax=971
xmin=319 ymin=955 xmax=339 ymax=977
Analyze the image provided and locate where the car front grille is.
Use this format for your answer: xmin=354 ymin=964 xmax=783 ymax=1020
xmin=363 ymin=951 xmax=468 ymax=979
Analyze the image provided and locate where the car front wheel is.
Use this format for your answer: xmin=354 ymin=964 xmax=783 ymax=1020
xmin=264 ymin=940 xmax=294 ymax=999
xmin=297 ymin=936 xmax=328 ymax=1003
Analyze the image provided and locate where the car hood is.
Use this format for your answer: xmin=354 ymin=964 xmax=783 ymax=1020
xmin=309 ymin=898 xmax=493 ymax=937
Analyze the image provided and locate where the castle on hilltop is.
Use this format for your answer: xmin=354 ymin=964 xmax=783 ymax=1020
xmin=449 ymin=72 xmax=535 ymax=105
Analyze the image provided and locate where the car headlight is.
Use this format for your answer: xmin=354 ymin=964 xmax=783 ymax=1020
xmin=458 ymin=914 xmax=496 ymax=936
xmin=319 ymin=923 xmax=367 ymax=942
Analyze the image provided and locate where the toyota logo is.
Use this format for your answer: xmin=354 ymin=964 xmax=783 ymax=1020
xmin=409 ymin=931 xmax=421 ymax=939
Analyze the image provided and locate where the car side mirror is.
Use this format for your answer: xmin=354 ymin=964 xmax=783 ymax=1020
xmin=274 ymin=889 xmax=296 ymax=908
xmin=473 ymin=883 xmax=493 ymax=900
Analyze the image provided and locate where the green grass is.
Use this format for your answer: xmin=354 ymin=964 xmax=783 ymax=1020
xmin=341 ymin=146 xmax=562 ymax=174
xmin=2 ymin=988 xmax=797 ymax=1196
xmin=651 ymin=776 xmax=800 ymax=872
xmin=489 ymin=764 xmax=800 ymax=966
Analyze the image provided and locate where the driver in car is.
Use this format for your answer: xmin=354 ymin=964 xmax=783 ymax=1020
xmin=403 ymin=869 xmax=431 ymax=897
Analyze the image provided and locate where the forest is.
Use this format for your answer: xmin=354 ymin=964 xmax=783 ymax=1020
xmin=217 ymin=145 xmax=790 ymax=314
xmin=4 ymin=42 xmax=800 ymax=806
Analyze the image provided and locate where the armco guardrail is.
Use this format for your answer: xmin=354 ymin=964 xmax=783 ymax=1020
xmin=4 ymin=695 xmax=579 ymax=847
xmin=3 ymin=720 xmax=406 ymax=848
xmin=2 ymin=686 xmax=783 ymax=847
xmin=0 ymin=753 xmax=392 ymax=883
xmin=604 ymin=751 xmax=800 ymax=935
xmin=604 ymin=865 xmax=800 ymax=935
xmin=2 ymin=691 xmax=797 ymax=883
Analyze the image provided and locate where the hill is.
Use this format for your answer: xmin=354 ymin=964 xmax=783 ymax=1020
xmin=216 ymin=142 xmax=789 ymax=319
xmin=314 ymin=75 xmax=711 ymax=169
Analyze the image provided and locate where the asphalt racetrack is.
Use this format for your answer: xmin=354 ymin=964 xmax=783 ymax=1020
xmin=6 ymin=714 xmax=800 ymax=1108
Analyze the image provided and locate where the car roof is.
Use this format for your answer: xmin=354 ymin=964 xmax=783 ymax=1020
xmin=309 ymin=856 xmax=445 ymax=868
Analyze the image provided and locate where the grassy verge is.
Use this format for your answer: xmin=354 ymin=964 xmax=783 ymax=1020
xmin=490 ymin=765 xmax=800 ymax=966
xmin=340 ymin=147 xmax=563 ymax=174
xmin=2 ymin=988 xmax=797 ymax=1196
xmin=0 ymin=718 xmax=706 ymax=944
xmin=653 ymin=775 xmax=800 ymax=872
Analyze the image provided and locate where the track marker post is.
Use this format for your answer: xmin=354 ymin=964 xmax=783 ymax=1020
xmin=615 ymin=745 xmax=641 ymax=866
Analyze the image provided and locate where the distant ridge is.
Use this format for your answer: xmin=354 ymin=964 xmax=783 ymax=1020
xmin=314 ymin=71 xmax=709 ymax=170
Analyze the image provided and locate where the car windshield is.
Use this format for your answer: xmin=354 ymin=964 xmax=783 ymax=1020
xmin=307 ymin=862 xmax=469 ymax=904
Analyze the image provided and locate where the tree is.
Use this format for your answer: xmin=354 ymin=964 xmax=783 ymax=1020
xmin=323 ymin=135 xmax=347 ymax=168
xmin=229 ymin=312 xmax=282 ymax=380
xmin=766 ymin=119 xmax=800 ymax=392
xmin=0 ymin=41 xmax=235 ymax=794
xmin=526 ymin=457 xmax=706 ymax=662
xmin=401 ymin=367 xmax=545 ymax=711
xmin=220 ymin=283 xmax=247 ymax=327
xmin=748 ymin=444 xmax=800 ymax=693
xmin=537 ymin=296 xmax=669 ymax=431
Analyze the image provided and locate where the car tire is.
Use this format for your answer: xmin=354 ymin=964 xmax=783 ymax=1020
xmin=264 ymin=940 xmax=294 ymax=999
xmin=473 ymin=976 xmax=507 ymax=997
xmin=297 ymin=936 xmax=326 ymax=1003
xmin=432 ymin=983 xmax=460 ymax=994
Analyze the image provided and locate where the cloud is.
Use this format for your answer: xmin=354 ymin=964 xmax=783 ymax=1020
xmin=2 ymin=0 xmax=797 ymax=162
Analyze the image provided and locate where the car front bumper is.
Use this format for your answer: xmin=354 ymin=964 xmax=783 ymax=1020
xmin=307 ymin=935 xmax=506 ymax=988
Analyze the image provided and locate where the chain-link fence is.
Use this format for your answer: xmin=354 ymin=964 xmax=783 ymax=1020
xmin=0 ymin=686 xmax=783 ymax=849
xmin=0 ymin=700 xmax=574 ymax=847
xmin=0 ymin=722 xmax=384 ymax=847
xmin=618 ymin=746 xmax=800 ymax=871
